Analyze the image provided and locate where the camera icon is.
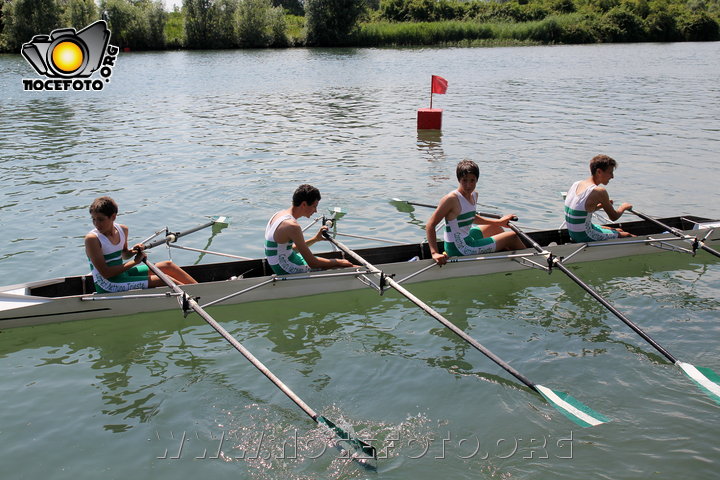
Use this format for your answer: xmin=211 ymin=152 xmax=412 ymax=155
xmin=22 ymin=20 xmax=110 ymax=78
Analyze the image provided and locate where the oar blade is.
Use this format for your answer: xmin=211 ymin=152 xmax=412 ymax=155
xmin=389 ymin=198 xmax=415 ymax=213
xmin=535 ymin=385 xmax=611 ymax=428
xmin=677 ymin=361 xmax=720 ymax=405
xmin=211 ymin=215 xmax=230 ymax=233
xmin=316 ymin=415 xmax=378 ymax=464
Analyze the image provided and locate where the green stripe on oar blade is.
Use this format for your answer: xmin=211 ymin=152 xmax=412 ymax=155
xmin=535 ymin=385 xmax=611 ymax=428
xmin=316 ymin=415 xmax=377 ymax=461
xmin=677 ymin=362 xmax=720 ymax=404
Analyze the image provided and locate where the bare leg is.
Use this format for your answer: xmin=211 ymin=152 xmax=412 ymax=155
xmin=613 ymin=228 xmax=635 ymax=238
xmin=147 ymin=260 xmax=198 ymax=287
xmin=479 ymin=224 xmax=505 ymax=237
xmin=492 ymin=231 xmax=526 ymax=251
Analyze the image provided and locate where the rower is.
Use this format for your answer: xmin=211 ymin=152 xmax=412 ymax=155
xmin=564 ymin=154 xmax=634 ymax=242
xmin=426 ymin=160 xmax=524 ymax=265
xmin=264 ymin=184 xmax=353 ymax=274
xmin=85 ymin=196 xmax=197 ymax=293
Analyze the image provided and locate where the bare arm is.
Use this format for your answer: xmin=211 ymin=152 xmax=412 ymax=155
xmin=592 ymin=187 xmax=632 ymax=221
xmin=288 ymin=224 xmax=352 ymax=270
xmin=426 ymin=195 xmax=454 ymax=264
xmin=473 ymin=214 xmax=516 ymax=227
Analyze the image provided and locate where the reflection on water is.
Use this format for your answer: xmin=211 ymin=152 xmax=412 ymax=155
xmin=0 ymin=251 xmax=718 ymax=478
xmin=416 ymin=129 xmax=446 ymax=169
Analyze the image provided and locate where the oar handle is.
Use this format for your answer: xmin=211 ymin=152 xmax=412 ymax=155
xmin=398 ymin=199 xmax=518 ymax=221
xmin=407 ymin=200 xmax=439 ymax=209
xmin=508 ymin=223 xmax=543 ymax=252
xmin=142 ymin=217 xmax=226 ymax=250
xmin=628 ymin=209 xmax=684 ymax=236
xmin=629 ymin=209 xmax=720 ymax=259
xmin=480 ymin=213 xmax=519 ymax=222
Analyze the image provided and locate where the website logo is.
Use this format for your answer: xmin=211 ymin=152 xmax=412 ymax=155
xmin=21 ymin=20 xmax=119 ymax=91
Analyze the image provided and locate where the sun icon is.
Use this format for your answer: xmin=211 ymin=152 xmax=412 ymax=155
xmin=51 ymin=41 xmax=84 ymax=73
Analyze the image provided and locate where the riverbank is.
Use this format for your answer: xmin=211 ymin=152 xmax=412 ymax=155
xmin=1 ymin=0 xmax=718 ymax=53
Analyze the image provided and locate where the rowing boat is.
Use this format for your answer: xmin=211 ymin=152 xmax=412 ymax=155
xmin=1 ymin=215 xmax=718 ymax=329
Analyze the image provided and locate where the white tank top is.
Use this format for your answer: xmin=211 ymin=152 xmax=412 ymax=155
xmin=89 ymin=223 xmax=126 ymax=266
xmin=565 ymin=181 xmax=596 ymax=214
xmin=443 ymin=190 xmax=478 ymax=244
xmin=264 ymin=212 xmax=310 ymax=274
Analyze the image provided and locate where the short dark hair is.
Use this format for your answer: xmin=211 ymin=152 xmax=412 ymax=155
xmin=590 ymin=154 xmax=617 ymax=175
xmin=292 ymin=184 xmax=321 ymax=207
xmin=456 ymin=159 xmax=479 ymax=180
xmin=89 ymin=196 xmax=118 ymax=217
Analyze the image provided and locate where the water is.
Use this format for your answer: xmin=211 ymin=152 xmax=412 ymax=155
xmin=1 ymin=42 xmax=719 ymax=479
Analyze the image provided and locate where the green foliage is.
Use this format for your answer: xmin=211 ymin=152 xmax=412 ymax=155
xmin=272 ymin=0 xmax=304 ymax=16
xmin=1 ymin=0 xmax=718 ymax=51
xmin=355 ymin=20 xmax=493 ymax=46
xmin=181 ymin=0 xmax=288 ymax=48
xmin=61 ymin=0 xmax=98 ymax=30
xmin=372 ymin=0 xmax=719 ymax=44
xmin=551 ymin=0 xmax=576 ymax=14
xmin=215 ymin=0 xmax=240 ymax=46
xmin=145 ymin=0 xmax=168 ymax=48
xmin=676 ymin=10 xmax=719 ymax=39
xmin=101 ymin=0 xmax=167 ymax=50
xmin=185 ymin=0 xmax=217 ymax=48
xmin=268 ymin=6 xmax=290 ymax=46
xmin=1 ymin=0 xmax=61 ymax=51
xmin=236 ymin=0 xmax=290 ymax=47
xmin=164 ymin=10 xmax=185 ymax=48
xmin=238 ymin=0 xmax=272 ymax=46
xmin=305 ymin=0 xmax=366 ymax=45
xmin=601 ymin=5 xmax=645 ymax=41
xmin=184 ymin=0 xmax=238 ymax=48
xmin=284 ymin=13 xmax=305 ymax=43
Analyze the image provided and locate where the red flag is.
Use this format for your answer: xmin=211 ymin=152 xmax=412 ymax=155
xmin=431 ymin=75 xmax=448 ymax=94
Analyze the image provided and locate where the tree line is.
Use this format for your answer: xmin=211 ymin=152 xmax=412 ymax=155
xmin=1 ymin=0 xmax=718 ymax=52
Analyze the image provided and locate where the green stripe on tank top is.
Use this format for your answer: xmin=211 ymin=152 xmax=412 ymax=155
xmin=564 ymin=205 xmax=587 ymax=216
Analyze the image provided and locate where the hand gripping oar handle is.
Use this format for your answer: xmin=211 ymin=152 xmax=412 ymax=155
xmin=629 ymin=209 xmax=720 ymax=259
xmin=142 ymin=217 xmax=228 ymax=250
xmin=507 ymin=223 xmax=678 ymax=364
xmin=142 ymin=259 xmax=377 ymax=460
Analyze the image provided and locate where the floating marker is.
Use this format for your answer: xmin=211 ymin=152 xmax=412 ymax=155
xmin=418 ymin=75 xmax=448 ymax=130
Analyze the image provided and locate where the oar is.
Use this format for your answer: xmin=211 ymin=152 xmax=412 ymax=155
xmin=142 ymin=259 xmax=377 ymax=462
xmin=628 ymin=209 xmax=720 ymax=259
xmin=508 ymin=223 xmax=720 ymax=405
xmin=322 ymin=233 xmax=609 ymax=427
xmin=142 ymin=216 xmax=230 ymax=250
xmin=390 ymin=198 xmax=506 ymax=220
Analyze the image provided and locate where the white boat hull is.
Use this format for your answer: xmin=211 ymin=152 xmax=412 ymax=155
xmin=1 ymin=216 xmax=718 ymax=329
